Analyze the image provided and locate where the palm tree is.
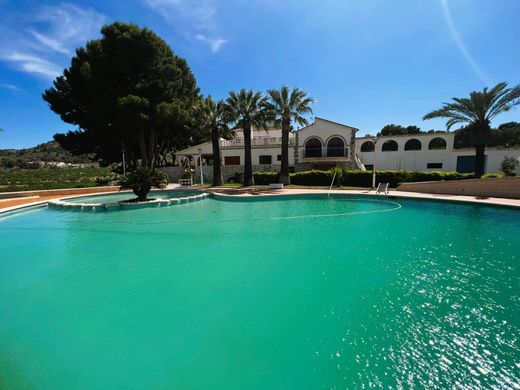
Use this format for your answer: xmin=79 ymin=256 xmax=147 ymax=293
xmin=196 ymin=97 xmax=230 ymax=186
xmin=225 ymin=89 xmax=270 ymax=186
xmin=424 ymin=82 xmax=520 ymax=178
xmin=266 ymin=86 xmax=315 ymax=185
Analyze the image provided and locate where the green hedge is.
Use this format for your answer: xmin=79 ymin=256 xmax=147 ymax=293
xmin=251 ymin=169 xmax=474 ymax=187
xmin=253 ymin=172 xmax=279 ymax=185
xmin=290 ymin=170 xmax=333 ymax=186
xmin=342 ymin=170 xmax=474 ymax=187
xmin=481 ymin=173 xmax=504 ymax=179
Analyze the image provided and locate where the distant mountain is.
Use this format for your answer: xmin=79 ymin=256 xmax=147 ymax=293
xmin=0 ymin=141 xmax=97 ymax=169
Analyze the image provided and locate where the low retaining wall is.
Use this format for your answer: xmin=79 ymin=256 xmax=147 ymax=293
xmin=0 ymin=186 xmax=120 ymax=200
xmin=397 ymin=176 xmax=520 ymax=199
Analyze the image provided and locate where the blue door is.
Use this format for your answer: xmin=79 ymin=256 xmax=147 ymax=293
xmin=456 ymin=155 xmax=487 ymax=173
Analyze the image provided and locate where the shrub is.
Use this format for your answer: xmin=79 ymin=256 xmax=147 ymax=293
xmin=120 ymin=167 xmax=168 ymax=201
xmin=341 ymin=170 xmax=373 ymax=187
xmin=341 ymin=170 xmax=409 ymax=187
xmin=181 ymin=168 xmax=194 ymax=179
xmin=227 ymin=172 xmax=243 ymax=183
xmin=221 ymin=169 xmax=476 ymax=188
xmin=499 ymin=156 xmax=519 ymax=176
xmin=329 ymin=167 xmax=343 ymax=186
xmin=482 ymin=173 xmax=505 ymax=179
xmin=287 ymin=169 xmax=474 ymax=187
xmin=253 ymin=172 xmax=279 ymax=185
xmin=290 ymin=170 xmax=333 ymax=186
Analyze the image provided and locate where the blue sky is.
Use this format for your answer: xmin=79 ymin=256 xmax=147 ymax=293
xmin=0 ymin=0 xmax=519 ymax=149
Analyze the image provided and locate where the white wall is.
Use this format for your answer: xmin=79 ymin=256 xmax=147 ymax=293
xmin=358 ymin=133 xmax=453 ymax=171
xmin=357 ymin=132 xmax=520 ymax=174
xmin=450 ymin=148 xmax=520 ymax=174
xmin=220 ymin=146 xmax=285 ymax=166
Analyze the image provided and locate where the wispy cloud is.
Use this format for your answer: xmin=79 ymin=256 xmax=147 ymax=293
xmin=1 ymin=53 xmax=61 ymax=79
xmin=27 ymin=30 xmax=70 ymax=55
xmin=146 ymin=0 xmax=228 ymax=53
xmin=0 ymin=3 xmax=106 ymax=80
xmin=0 ymin=83 xmax=22 ymax=92
xmin=195 ymin=34 xmax=227 ymax=53
xmin=440 ymin=0 xmax=491 ymax=85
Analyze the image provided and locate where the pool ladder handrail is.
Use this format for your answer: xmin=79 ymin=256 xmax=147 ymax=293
xmin=328 ymin=171 xmax=337 ymax=198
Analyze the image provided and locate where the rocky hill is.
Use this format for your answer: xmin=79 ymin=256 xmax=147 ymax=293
xmin=0 ymin=141 xmax=97 ymax=169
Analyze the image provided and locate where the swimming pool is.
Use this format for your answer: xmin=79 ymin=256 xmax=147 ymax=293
xmin=0 ymin=194 xmax=518 ymax=388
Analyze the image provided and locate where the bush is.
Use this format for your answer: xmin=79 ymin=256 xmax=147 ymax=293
xmin=482 ymin=173 xmax=504 ymax=179
xmin=341 ymin=170 xmax=373 ymax=187
xmin=181 ymin=168 xmax=194 ymax=179
xmin=227 ymin=172 xmax=243 ymax=184
xmin=120 ymin=167 xmax=168 ymax=201
xmin=253 ymin=172 xmax=279 ymax=185
xmin=499 ymin=156 xmax=519 ymax=176
xmin=343 ymin=170 xmax=473 ymax=187
xmin=285 ymin=169 xmax=474 ymax=187
xmin=223 ymin=169 xmax=476 ymax=188
xmin=290 ymin=170 xmax=333 ymax=186
xmin=329 ymin=167 xmax=343 ymax=186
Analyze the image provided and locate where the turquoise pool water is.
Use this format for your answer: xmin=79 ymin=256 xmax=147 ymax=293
xmin=0 ymin=195 xmax=519 ymax=388
xmin=64 ymin=189 xmax=202 ymax=204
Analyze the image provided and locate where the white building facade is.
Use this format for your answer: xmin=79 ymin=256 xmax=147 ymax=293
xmin=356 ymin=133 xmax=520 ymax=173
xmin=165 ymin=117 xmax=520 ymax=182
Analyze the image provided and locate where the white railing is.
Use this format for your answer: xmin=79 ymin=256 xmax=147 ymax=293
xmin=355 ymin=155 xmax=366 ymax=170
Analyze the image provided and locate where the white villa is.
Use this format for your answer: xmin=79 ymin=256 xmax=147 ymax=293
xmin=167 ymin=117 xmax=520 ymax=182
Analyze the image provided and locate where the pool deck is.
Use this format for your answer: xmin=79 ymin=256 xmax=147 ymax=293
xmin=1 ymin=186 xmax=519 ymax=214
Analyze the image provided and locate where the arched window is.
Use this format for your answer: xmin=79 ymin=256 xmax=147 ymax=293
xmin=404 ymin=139 xmax=422 ymax=151
xmin=382 ymin=140 xmax=398 ymax=152
xmin=327 ymin=137 xmax=345 ymax=157
xmin=304 ymin=138 xmax=322 ymax=158
xmin=428 ymin=137 xmax=447 ymax=150
xmin=360 ymin=141 xmax=375 ymax=152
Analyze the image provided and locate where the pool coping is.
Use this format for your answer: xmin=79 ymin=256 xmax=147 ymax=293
xmin=207 ymin=188 xmax=520 ymax=209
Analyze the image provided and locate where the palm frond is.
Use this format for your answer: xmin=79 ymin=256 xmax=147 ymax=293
xmin=266 ymin=86 xmax=314 ymax=128
xmin=488 ymin=83 xmax=520 ymax=120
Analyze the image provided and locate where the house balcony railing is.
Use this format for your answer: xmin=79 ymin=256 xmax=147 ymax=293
xmin=221 ymin=137 xmax=295 ymax=147
xmin=303 ymin=148 xmax=349 ymax=159
xmin=302 ymin=156 xmax=351 ymax=162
